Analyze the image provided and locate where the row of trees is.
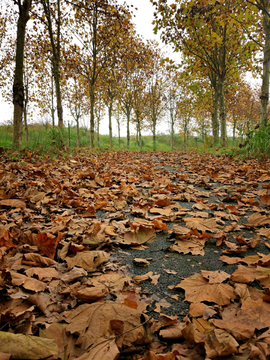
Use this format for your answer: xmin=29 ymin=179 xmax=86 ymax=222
xmin=0 ymin=0 xmax=266 ymax=149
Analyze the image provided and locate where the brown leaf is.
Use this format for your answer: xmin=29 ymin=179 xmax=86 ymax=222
xmin=119 ymin=227 xmax=156 ymax=245
xmin=170 ymin=238 xmax=207 ymax=256
xmin=184 ymin=217 xmax=219 ymax=233
xmin=75 ymin=338 xmax=119 ymax=360
xmin=159 ymin=322 xmax=185 ymax=340
xmin=133 ymin=258 xmax=151 ymax=266
xmin=37 ymin=232 xmax=63 ymax=259
xmin=65 ymin=301 xmax=147 ymax=350
xmin=204 ymin=328 xmax=239 ymax=358
xmin=259 ymin=194 xmax=270 ymax=206
xmin=25 ymin=267 xmax=59 ymax=281
xmin=22 ymin=253 xmax=57 ymax=267
xmin=213 ymin=319 xmax=255 ymax=341
xmin=246 ymin=213 xmax=270 ymax=227
xmin=65 ymin=251 xmax=110 ymax=271
xmin=133 ymin=271 xmax=154 ymax=283
xmin=201 ymin=270 xmax=231 ymax=284
xmin=0 ymin=331 xmax=59 ymax=359
xmin=0 ymin=199 xmax=26 ymax=209
xmin=176 ymin=273 xmax=236 ymax=305
xmin=74 ymin=284 xmax=109 ymax=302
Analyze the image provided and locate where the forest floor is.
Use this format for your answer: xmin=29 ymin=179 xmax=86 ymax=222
xmin=1 ymin=150 xmax=270 ymax=360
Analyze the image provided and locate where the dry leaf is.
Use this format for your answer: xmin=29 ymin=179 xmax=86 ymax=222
xmin=0 ymin=331 xmax=59 ymax=359
xmin=65 ymin=251 xmax=110 ymax=271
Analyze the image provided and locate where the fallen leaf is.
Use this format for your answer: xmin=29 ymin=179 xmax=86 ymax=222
xmin=65 ymin=251 xmax=110 ymax=271
xmin=176 ymin=273 xmax=236 ymax=305
xmin=0 ymin=331 xmax=59 ymax=359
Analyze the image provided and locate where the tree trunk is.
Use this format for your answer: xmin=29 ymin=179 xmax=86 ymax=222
xmin=13 ymin=0 xmax=32 ymax=148
xmin=153 ymin=118 xmax=157 ymax=151
xmin=75 ymin=104 xmax=80 ymax=147
xmin=23 ymin=73 xmax=29 ymax=148
xmin=126 ymin=106 xmax=130 ymax=149
xmin=260 ymin=0 xmax=270 ymax=127
xmin=90 ymin=82 xmax=95 ymax=148
xmin=117 ymin=120 xmax=120 ymax=148
xmin=139 ymin=125 xmax=142 ymax=150
xmin=212 ymin=86 xmax=219 ymax=146
xmin=184 ymin=118 xmax=188 ymax=151
xmin=108 ymin=102 xmax=113 ymax=150
xmin=170 ymin=107 xmax=174 ymax=151
xmin=233 ymin=112 xmax=236 ymax=144
xmin=219 ymin=76 xmax=227 ymax=147
xmin=97 ymin=118 xmax=100 ymax=149
xmin=41 ymin=0 xmax=63 ymax=127
xmin=51 ymin=70 xmax=55 ymax=127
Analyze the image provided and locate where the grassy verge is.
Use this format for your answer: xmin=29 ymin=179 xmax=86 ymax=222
xmin=0 ymin=123 xmax=248 ymax=157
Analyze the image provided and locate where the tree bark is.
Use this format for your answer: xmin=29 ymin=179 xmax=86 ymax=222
xmin=90 ymin=81 xmax=95 ymax=148
xmin=108 ymin=102 xmax=113 ymax=150
xmin=13 ymin=0 xmax=32 ymax=148
xmin=153 ymin=117 xmax=157 ymax=151
xmin=41 ymin=0 xmax=63 ymax=128
xmin=260 ymin=0 xmax=270 ymax=127
xmin=169 ymin=98 xmax=175 ymax=151
xmin=219 ymin=76 xmax=227 ymax=147
xmin=126 ymin=106 xmax=131 ymax=149
xmin=23 ymin=71 xmax=29 ymax=147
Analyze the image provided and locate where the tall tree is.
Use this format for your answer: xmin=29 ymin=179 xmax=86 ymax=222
xmin=70 ymin=0 xmax=132 ymax=148
xmin=151 ymin=0 xmax=258 ymax=147
xmin=245 ymin=0 xmax=270 ymax=126
xmin=40 ymin=0 xmax=63 ymax=127
xmin=13 ymin=0 xmax=32 ymax=148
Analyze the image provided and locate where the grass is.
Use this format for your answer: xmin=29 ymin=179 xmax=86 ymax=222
xmin=0 ymin=123 xmax=262 ymax=159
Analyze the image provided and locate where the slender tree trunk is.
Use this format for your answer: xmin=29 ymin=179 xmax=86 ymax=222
xmin=219 ymin=76 xmax=227 ymax=147
xmin=153 ymin=118 xmax=157 ymax=151
xmin=51 ymin=70 xmax=55 ymax=127
xmin=260 ymin=0 xmax=270 ymax=127
xmin=136 ymin=126 xmax=139 ymax=146
xmin=41 ymin=0 xmax=63 ymax=127
xmin=170 ymin=108 xmax=174 ymax=151
xmin=23 ymin=73 xmax=29 ymax=147
xmin=184 ymin=119 xmax=188 ymax=151
xmin=233 ymin=112 xmax=236 ymax=144
xmin=97 ymin=118 xmax=100 ymax=149
xmin=76 ymin=118 xmax=79 ymax=147
xmin=90 ymin=82 xmax=95 ymax=148
xmin=75 ymin=105 xmax=80 ymax=147
xmin=117 ymin=120 xmax=120 ymax=148
xmin=126 ymin=107 xmax=130 ymax=149
xmin=108 ymin=102 xmax=113 ymax=150
xmin=212 ymin=86 xmax=219 ymax=146
xmin=13 ymin=0 xmax=32 ymax=148
xmin=139 ymin=124 xmax=142 ymax=150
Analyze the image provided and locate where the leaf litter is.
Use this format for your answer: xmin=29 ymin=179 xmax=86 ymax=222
xmin=0 ymin=150 xmax=270 ymax=359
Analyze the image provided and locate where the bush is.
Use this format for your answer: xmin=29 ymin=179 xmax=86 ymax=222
xmin=245 ymin=125 xmax=270 ymax=159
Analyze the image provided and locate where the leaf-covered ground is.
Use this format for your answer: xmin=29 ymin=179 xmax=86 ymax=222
xmin=1 ymin=150 xmax=270 ymax=360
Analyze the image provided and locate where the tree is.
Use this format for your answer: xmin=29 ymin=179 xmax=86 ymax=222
xmin=228 ymin=80 xmax=260 ymax=139
xmin=13 ymin=0 xmax=32 ymax=148
xmin=244 ymin=0 xmax=270 ymax=126
xmin=69 ymin=0 xmax=132 ymax=148
xmin=39 ymin=0 xmax=64 ymax=128
xmin=151 ymin=0 xmax=258 ymax=147
xmin=145 ymin=49 xmax=168 ymax=150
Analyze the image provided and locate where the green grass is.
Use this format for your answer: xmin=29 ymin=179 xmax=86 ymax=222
xmin=0 ymin=124 xmax=264 ymax=159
